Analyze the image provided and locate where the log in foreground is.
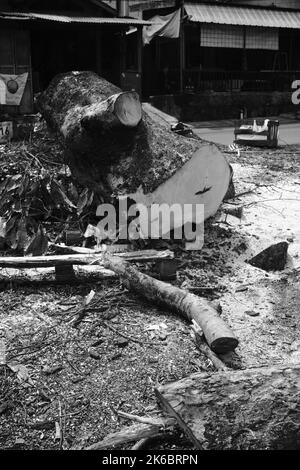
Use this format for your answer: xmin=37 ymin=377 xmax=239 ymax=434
xmin=156 ymin=364 xmax=300 ymax=450
xmin=38 ymin=72 xmax=232 ymax=236
xmin=101 ymin=255 xmax=238 ymax=354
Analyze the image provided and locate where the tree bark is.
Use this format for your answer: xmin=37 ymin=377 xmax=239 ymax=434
xmin=156 ymin=364 xmax=300 ymax=450
xmin=37 ymin=72 xmax=232 ymax=236
xmin=101 ymin=255 xmax=238 ymax=354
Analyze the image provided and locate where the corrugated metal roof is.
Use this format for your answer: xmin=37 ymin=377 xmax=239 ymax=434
xmin=0 ymin=11 xmax=150 ymax=25
xmin=185 ymin=3 xmax=300 ymax=29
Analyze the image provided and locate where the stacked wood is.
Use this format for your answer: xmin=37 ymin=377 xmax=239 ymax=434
xmin=37 ymin=71 xmax=232 ymax=236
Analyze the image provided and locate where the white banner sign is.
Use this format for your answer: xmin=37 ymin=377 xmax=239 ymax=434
xmin=0 ymin=73 xmax=28 ymax=106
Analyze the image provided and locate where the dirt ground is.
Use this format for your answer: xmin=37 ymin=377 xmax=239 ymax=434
xmin=0 ymin=130 xmax=300 ymax=450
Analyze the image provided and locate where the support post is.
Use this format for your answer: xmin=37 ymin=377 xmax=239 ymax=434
xmin=55 ymin=265 xmax=76 ymax=283
xmin=179 ymin=2 xmax=185 ymax=93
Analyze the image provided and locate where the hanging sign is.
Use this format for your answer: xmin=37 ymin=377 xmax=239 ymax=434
xmin=0 ymin=73 xmax=29 ymax=106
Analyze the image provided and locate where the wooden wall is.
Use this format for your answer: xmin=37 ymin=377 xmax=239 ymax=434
xmin=0 ymin=25 xmax=33 ymax=115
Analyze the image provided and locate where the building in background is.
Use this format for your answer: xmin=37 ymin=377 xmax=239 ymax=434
xmin=132 ymin=0 xmax=300 ymax=120
xmin=0 ymin=0 xmax=148 ymax=115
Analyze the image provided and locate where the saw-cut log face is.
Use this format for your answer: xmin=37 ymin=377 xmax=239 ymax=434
xmin=80 ymin=91 xmax=142 ymax=135
xmin=114 ymin=92 xmax=142 ymax=128
xmin=37 ymin=71 xmax=232 ymax=220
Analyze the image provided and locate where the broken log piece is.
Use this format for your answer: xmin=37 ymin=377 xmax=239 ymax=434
xmin=101 ymin=255 xmax=238 ymax=354
xmin=85 ymin=418 xmax=176 ymax=450
xmin=38 ymin=72 xmax=232 ymax=235
xmin=156 ymin=364 xmax=300 ymax=450
xmin=0 ymin=249 xmax=173 ymax=269
xmin=247 ymin=241 xmax=289 ymax=272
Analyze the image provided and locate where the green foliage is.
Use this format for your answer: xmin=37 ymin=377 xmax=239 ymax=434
xmin=0 ymin=171 xmax=94 ymax=253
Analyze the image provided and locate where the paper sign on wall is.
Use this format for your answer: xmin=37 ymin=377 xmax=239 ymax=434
xmin=0 ymin=73 xmax=28 ymax=106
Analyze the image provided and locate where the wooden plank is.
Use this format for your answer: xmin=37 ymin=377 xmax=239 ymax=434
xmin=0 ymin=249 xmax=174 ymax=269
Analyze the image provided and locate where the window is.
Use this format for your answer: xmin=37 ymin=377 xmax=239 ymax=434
xmin=201 ymin=25 xmax=244 ymax=49
xmin=246 ymin=28 xmax=279 ymax=50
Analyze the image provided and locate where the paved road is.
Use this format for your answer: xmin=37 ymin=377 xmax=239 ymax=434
xmin=191 ymin=121 xmax=300 ymax=146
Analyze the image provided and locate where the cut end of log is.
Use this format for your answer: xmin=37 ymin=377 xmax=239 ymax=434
xmin=210 ymin=337 xmax=239 ymax=354
xmin=114 ymin=92 xmax=142 ymax=127
xmin=80 ymin=91 xmax=142 ymax=133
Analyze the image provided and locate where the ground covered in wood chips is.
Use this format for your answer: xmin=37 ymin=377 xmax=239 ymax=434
xmin=0 ymin=122 xmax=300 ymax=450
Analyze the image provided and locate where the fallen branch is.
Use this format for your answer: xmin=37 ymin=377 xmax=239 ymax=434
xmin=103 ymin=322 xmax=159 ymax=346
xmin=116 ymin=410 xmax=169 ymax=427
xmin=99 ymin=255 xmax=238 ymax=354
xmin=85 ymin=418 xmax=176 ymax=450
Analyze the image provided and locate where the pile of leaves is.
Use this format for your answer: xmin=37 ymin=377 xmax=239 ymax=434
xmin=0 ymin=119 xmax=98 ymax=254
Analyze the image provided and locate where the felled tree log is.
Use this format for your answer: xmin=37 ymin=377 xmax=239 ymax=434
xmin=156 ymin=364 xmax=300 ymax=450
xmin=101 ymin=255 xmax=238 ymax=354
xmin=37 ymin=71 xmax=232 ymax=235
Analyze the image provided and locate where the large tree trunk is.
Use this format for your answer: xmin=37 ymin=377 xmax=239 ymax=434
xmin=37 ymin=72 xmax=232 ymax=236
xmin=156 ymin=364 xmax=300 ymax=450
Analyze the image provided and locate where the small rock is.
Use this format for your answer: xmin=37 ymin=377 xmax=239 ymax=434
xmin=0 ymin=401 xmax=13 ymax=415
xmin=14 ymin=438 xmax=25 ymax=447
xmin=148 ymin=357 xmax=158 ymax=364
xmin=71 ymin=376 xmax=85 ymax=384
xmin=158 ymin=332 xmax=168 ymax=341
xmin=88 ymin=348 xmax=100 ymax=360
xmin=115 ymin=338 xmax=129 ymax=348
xmin=42 ymin=365 xmax=63 ymax=375
xmin=236 ymin=285 xmax=248 ymax=293
xmin=245 ymin=310 xmax=260 ymax=317
xmin=233 ymin=241 xmax=247 ymax=254
xmin=111 ymin=352 xmax=122 ymax=360
xmin=91 ymin=338 xmax=104 ymax=347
